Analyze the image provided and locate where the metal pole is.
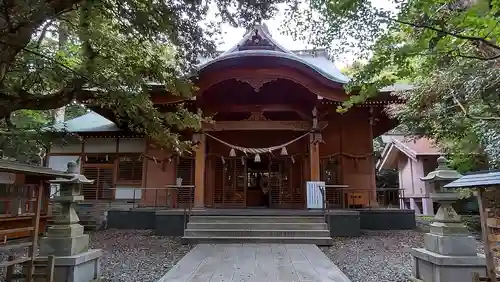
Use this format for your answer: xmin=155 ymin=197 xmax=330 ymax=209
xmin=133 ymin=188 xmax=136 ymax=209
xmin=155 ymin=188 xmax=158 ymax=209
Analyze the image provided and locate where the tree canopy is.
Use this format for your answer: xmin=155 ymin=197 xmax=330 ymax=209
xmin=0 ymin=0 xmax=288 ymax=162
xmin=286 ymin=0 xmax=500 ymax=169
xmin=3 ymin=0 xmax=500 ymax=170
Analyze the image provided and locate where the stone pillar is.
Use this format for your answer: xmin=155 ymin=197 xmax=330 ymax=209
xmin=410 ymin=198 xmax=421 ymax=215
xmin=411 ymin=192 xmax=486 ymax=281
xmin=194 ymin=133 xmax=206 ymax=208
xmin=309 ymin=133 xmax=321 ymax=181
xmin=422 ymin=197 xmax=434 ymax=216
xmin=33 ymin=161 xmax=102 ymax=282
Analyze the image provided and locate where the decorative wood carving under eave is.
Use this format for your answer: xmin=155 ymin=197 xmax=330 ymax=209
xmin=246 ymin=112 xmax=268 ymax=121
xmin=235 ymin=77 xmax=278 ymax=92
xmin=203 ymin=120 xmax=328 ymax=131
xmin=197 ymin=68 xmax=345 ymax=100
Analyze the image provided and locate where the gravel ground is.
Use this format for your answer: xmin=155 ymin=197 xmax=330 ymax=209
xmin=0 ymin=230 xmax=192 ymax=282
xmin=321 ymin=230 xmax=485 ymax=282
xmin=89 ymin=230 xmax=192 ymax=282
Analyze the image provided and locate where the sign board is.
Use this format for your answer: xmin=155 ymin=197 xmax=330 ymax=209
xmin=0 ymin=172 xmax=15 ymax=184
xmin=306 ymin=181 xmax=325 ymax=209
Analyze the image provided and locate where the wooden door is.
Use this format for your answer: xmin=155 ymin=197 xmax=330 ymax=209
xmin=269 ymin=158 xmax=293 ymax=209
xmin=213 ymin=156 xmax=224 ymax=207
xmin=222 ymin=159 xmax=246 ymax=207
xmin=213 ymin=158 xmax=247 ymax=208
xmin=290 ymin=157 xmax=305 ymax=208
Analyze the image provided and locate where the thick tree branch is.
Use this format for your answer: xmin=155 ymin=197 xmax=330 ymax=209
xmin=0 ymin=0 xmax=82 ymax=82
xmin=380 ymin=14 xmax=500 ymax=52
xmin=454 ymin=50 xmax=500 ymax=61
xmin=451 ymin=95 xmax=500 ymax=121
xmin=0 ymin=79 xmax=92 ymax=118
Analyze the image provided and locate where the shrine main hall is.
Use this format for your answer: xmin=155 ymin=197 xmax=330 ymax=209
xmin=47 ymin=25 xmax=406 ymax=210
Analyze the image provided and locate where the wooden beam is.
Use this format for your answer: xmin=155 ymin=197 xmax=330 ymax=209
xmin=203 ymin=120 xmax=327 ymax=131
xmin=478 ymin=188 xmax=497 ymax=282
xmin=309 ymin=134 xmax=320 ymax=181
xmin=202 ymin=104 xmax=312 ymax=120
xmin=27 ymin=181 xmax=43 ymax=282
xmin=194 ymin=134 xmax=206 ymax=208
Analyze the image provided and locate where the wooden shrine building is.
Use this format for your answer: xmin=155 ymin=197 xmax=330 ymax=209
xmin=47 ymin=25 xmax=405 ymax=210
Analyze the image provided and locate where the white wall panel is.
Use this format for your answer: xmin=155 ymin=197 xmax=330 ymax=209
xmin=50 ymin=142 xmax=82 ymax=154
xmin=118 ymin=138 xmax=144 ymax=153
xmin=84 ymin=138 xmax=117 ymax=153
xmin=115 ymin=185 xmax=142 ymax=200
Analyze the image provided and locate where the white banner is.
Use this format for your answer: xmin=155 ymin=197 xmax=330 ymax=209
xmin=306 ymin=181 xmax=325 ymax=209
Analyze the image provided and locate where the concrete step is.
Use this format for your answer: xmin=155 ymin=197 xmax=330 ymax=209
xmin=182 ymin=236 xmax=333 ymax=246
xmin=185 ymin=229 xmax=330 ymax=237
xmin=189 ymin=216 xmax=325 ymax=224
xmin=186 ymin=222 xmax=328 ymax=230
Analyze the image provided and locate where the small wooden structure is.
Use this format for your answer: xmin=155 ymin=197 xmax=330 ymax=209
xmin=0 ymin=159 xmax=71 ymax=282
xmin=444 ymin=171 xmax=500 ymax=282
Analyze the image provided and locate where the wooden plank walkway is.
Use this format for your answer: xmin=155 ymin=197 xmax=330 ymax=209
xmin=157 ymin=244 xmax=351 ymax=282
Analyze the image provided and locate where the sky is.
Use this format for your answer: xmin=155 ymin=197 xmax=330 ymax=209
xmin=213 ymin=1 xmax=397 ymax=68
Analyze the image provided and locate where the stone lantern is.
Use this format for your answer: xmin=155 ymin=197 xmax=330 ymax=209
xmin=411 ymin=156 xmax=485 ymax=282
xmin=35 ymin=161 xmax=102 ymax=282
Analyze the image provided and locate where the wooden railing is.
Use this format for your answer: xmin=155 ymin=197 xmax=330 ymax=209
xmin=323 ymin=186 xmax=405 ymax=209
xmin=0 ymin=184 xmax=55 ymax=282
xmin=108 ymin=185 xmax=195 ymax=230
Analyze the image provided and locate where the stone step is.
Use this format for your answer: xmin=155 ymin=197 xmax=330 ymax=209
xmin=188 ymin=216 xmax=325 ymax=224
xmin=186 ymin=222 xmax=328 ymax=230
xmin=185 ymin=229 xmax=330 ymax=237
xmin=182 ymin=236 xmax=334 ymax=246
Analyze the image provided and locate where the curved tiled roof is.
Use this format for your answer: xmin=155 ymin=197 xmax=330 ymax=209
xmin=198 ymin=49 xmax=350 ymax=84
xmin=197 ymin=24 xmax=350 ymax=85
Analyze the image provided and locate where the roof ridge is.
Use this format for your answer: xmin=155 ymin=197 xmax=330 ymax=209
xmin=464 ymin=169 xmax=500 ymax=175
xmin=221 ymin=25 xmax=295 ymax=56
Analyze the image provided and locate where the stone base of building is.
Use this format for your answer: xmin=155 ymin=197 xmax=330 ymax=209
xmin=411 ymin=248 xmax=486 ymax=282
xmin=27 ymin=249 xmax=102 ymax=282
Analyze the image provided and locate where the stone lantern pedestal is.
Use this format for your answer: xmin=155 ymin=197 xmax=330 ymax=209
xmin=27 ymin=162 xmax=102 ymax=282
xmin=411 ymin=157 xmax=485 ymax=282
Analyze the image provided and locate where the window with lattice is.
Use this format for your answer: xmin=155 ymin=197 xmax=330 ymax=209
xmin=0 ymin=184 xmax=10 ymax=215
xmin=117 ymin=155 xmax=142 ymax=182
xmin=320 ymin=158 xmax=339 ymax=185
xmin=176 ymin=157 xmax=194 ymax=185
xmin=85 ymin=154 xmax=117 ymax=164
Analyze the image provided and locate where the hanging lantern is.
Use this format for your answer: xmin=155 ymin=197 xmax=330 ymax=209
xmin=241 ymin=156 xmax=245 ymax=165
xmin=254 ymin=153 xmax=261 ymax=163
xmin=229 ymin=148 xmax=236 ymax=157
xmin=280 ymin=147 xmax=288 ymax=156
xmin=221 ymin=156 xmax=225 ymax=164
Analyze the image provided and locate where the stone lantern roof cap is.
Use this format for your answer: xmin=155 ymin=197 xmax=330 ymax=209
xmin=49 ymin=161 xmax=94 ymax=184
xmin=420 ymin=156 xmax=463 ymax=182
